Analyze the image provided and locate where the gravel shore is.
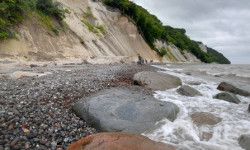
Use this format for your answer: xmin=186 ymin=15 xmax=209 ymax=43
xmin=0 ymin=63 xmax=156 ymax=150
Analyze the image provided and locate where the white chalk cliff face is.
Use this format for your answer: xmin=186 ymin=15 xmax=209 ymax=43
xmin=154 ymin=40 xmax=200 ymax=62
xmin=198 ymin=43 xmax=208 ymax=53
xmin=0 ymin=0 xmax=199 ymax=63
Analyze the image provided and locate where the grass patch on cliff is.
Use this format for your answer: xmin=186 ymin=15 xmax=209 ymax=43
xmin=96 ymin=25 xmax=106 ymax=35
xmin=81 ymin=20 xmax=106 ymax=36
xmin=37 ymin=11 xmax=53 ymax=28
xmin=158 ymin=47 xmax=167 ymax=57
xmin=83 ymin=6 xmax=95 ymax=19
xmin=165 ymin=48 xmax=178 ymax=61
xmin=158 ymin=47 xmax=178 ymax=61
xmin=83 ymin=12 xmax=94 ymax=19
xmin=0 ymin=0 xmax=66 ymax=39
xmin=81 ymin=20 xmax=94 ymax=31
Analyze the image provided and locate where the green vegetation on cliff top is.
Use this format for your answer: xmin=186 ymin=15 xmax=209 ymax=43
xmin=103 ymin=0 xmax=230 ymax=64
xmin=207 ymin=47 xmax=231 ymax=64
xmin=0 ymin=0 xmax=65 ymax=38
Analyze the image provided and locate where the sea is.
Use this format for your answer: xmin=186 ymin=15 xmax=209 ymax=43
xmin=143 ymin=63 xmax=250 ymax=150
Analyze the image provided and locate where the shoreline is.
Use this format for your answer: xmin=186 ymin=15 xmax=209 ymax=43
xmin=1 ymin=62 xmax=250 ymax=149
xmin=0 ymin=63 xmax=157 ymax=149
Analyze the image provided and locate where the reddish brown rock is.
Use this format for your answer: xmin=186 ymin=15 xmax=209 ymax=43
xmin=67 ymin=132 xmax=176 ymax=150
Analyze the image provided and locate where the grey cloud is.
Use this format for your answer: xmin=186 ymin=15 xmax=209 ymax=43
xmin=133 ymin=0 xmax=250 ymax=64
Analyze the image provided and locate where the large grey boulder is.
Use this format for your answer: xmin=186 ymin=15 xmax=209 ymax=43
xmin=217 ymin=82 xmax=250 ymax=96
xmin=214 ymin=92 xmax=241 ymax=104
xmin=238 ymin=134 xmax=250 ymax=150
xmin=73 ymin=88 xmax=179 ymax=133
xmin=133 ymin=71 xmax=182 ymax=91
xmin=177 ymin=85 xmax=202 ymax=97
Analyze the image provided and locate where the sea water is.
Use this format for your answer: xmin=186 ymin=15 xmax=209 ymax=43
xmin=143 ymin=64 xmax=250 ymax=150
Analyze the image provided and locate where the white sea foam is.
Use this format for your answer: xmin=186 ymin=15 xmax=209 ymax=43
xmin=143 ymin=64 xmax=250 ymax=150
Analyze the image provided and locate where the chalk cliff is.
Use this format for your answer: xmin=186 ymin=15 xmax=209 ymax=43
xmin=0 ymin=0 xmax=199 ymax=63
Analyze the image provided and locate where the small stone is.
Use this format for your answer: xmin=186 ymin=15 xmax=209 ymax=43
xmin=56 ymin=145 xmax=62 ymax=149
xmin=8 ymin=124 xmax=14 ymax=131
xmin=33 ymin=138 xmax=39 ymax=143
xmin=27 ymin=133 xmax=34 ymax=139
xmin=0 ymin=117 xmax=4 ymax=122
xmin=23 ymin=129 xmax=30 ymax=133
xmin=4 ymin=138 xmax=10 ymax=143
xmin=22 ymin=124 xmax=28 ymax=128
xmin=40 ymin=140 xmax=47 ymax=145
xmin=2 ymin=123 xmax=7 ymax=127
xmin=45 ymin=142 xmax=51 ymax=147
xmin=51 ymin=141 xmax=57 ymax=149
xmin=10 ymin=138 xmax=19 ymax=147
xmin=55 ymin=123 xmax=60 ymax=127
xmin=63 ymin=138 xmax=69 ymax=143
xmin=25 ymin=142 xmax=30 ymax=149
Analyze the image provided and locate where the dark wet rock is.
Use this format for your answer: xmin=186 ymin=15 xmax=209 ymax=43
xmin=73 ymin=88 xmax=179 ymax=133
xmin=214 ymin=74 xmax=224 ymax=77
xmin=217 ymin=82 xmax=250 ymax=96
xmin=214 ymin=92 xmax=241 ymax=104
xmin=133 ymin=71 xmax=182 ymax=91
xmin=30 ymin=64 xmax=39 ymax=68
xmin=67 ymin=132 xmax=176 ymax=150
xmin=177 ymin=85 xmax=202 ymax=97
xmin=190 ymin=112 xmax=222 ymax=127
xmin=238 ymin=134 xmax=250 ymax=150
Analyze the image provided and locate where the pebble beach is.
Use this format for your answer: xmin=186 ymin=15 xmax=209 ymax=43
xmin=0 ymin=62 xmax=155 ymax=150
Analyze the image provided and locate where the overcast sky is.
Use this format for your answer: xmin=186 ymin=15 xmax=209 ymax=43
xmin=133 ymin=0 xmax=250 ymax=64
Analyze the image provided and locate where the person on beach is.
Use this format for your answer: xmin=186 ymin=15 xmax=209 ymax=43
xmin=137 ymin=54 xmax=143 ymax=66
